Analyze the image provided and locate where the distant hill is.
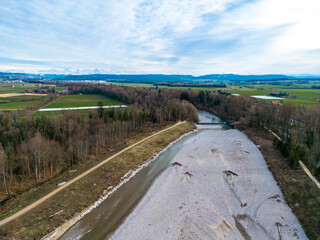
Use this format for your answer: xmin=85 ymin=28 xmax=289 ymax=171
xmin=46 ymin=73 xmax=298 ymax=82
xmin=1 ymin=72 xmax=319 ymax=83
xmin=197 ymin=74 xmax=296 ymax=81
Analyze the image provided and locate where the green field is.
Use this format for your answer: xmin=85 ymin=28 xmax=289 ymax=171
xmin=248 ymin=85 xmax=320 ymax=102
xmin=33 ymin=109 xmax=90 ymax=117
xmin=117 ymin=82 xmax=227 ymax=92
xmin=0 ymin=83 xmax=53 ymax=110
xmin=116 ymin=83 xmax=154 ymax=88
xmin=116 ymin=82 xmax=320 ymax=105
xmin=280 ymin=98 xmax=317 ymax=105
xmin=229 ymin=87 xmax=319 ymax=104
xmin=0 ymin=83 xmax=51 ymax=94
xmin=42 ymin=94 xmax=123 ymax=109
xmin=228 ymin=89 xmax=267 ymax=96
xmin=0 ymin=100 xmax=44 ymax=109
xmin=0 ymin=95 xmax=50 ymax=110
xmin=0 ymin=83 xmax=67 ymax=94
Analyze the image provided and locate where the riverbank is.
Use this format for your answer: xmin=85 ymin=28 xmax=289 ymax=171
xmin=0 ymin=121 xmax=194 ymax=239
xmin=238 ymin=125 xmax=320 ymax=240
xmin=110 ymin=128 xmax=307 ymax=239
xmin=196 ymin=107 xmax=320 ymax=239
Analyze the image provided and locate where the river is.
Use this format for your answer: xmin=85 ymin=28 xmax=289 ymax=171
xmin=60 ymin=111 xmax=307 ymax=240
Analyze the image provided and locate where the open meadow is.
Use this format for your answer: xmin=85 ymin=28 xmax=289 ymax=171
xmin=33 ymin=94 xmax=125 ymax=116
xmin=116 ymin=82 xmax=320 ymax=105
xmin=0 ymin=83 xmax=54 ymax=110
xmin=42 ymin=94 xmax=123 ymax=109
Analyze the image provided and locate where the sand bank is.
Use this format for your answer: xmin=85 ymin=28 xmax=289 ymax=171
xmin=111 ymin=129 xmax=307 ymax=240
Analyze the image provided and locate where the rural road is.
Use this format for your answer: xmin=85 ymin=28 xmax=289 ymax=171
xmin=38 ymin=105 xmax=127 ymax=111
xmin=266 ymin=126 xmax=320 ymax=190
xmin=0 ymin=121 xmax=185 ymax=227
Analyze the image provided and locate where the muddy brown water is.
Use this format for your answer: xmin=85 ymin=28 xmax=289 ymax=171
xmin=60 ymin=111 xmax=222 ymax=240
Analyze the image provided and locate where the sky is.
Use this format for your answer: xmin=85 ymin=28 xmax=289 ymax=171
xmin=0 ymin=0 xmax=320 ymax=75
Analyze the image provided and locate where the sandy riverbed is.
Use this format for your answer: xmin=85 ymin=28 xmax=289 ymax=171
xmin=111 ymin=128 xmax=307 ymax=240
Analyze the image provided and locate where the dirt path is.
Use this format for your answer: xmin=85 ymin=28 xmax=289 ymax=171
xmin=299 ymin=160 xmax=320 ymax=189
xmin=265 ymin=127 xmax=320 ymax=190
xmin=0 ymin=121 xmax=185 ymax=227
xmin=35 ymin=96 xmax=61 ymax=111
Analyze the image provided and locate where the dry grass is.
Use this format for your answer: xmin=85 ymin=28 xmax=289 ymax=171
xmin=0 ymin=122 xmax=194 ymax=240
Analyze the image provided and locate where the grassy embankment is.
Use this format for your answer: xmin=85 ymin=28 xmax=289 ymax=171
xmin=238 ymin=125 xmax=320 ymax=240
xmin=0 ymin=121 xmax=194 ymax=239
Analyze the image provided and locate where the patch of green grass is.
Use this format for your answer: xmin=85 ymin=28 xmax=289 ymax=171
xmin=0 ymin=83 xmax=56 ymax=95
xmin=281 ymin=98 xmax=318 ymax=105
xmin=259 ymin=98 xmax=317 ymax=105
xmin=116 ymin=83 xmax=225 ymax=91
xmin=116 ymin=82 xmax=230 ymax=93
xmin=42 ymin=94 xmax=123 ymax=109
xmin=59 ymin=94 xmax=105 ymax=99
xmin=226 ymin=85 xmax=319 ymax=104
xmin=0 ymin=208 xmax=21 ymax=221
xmin=0 ymin=97 xmax=42 ymax=102
xmin=0 ymin=84 xmax=36 ymax=94
xmin=163 ymin=86 xmax=225 ymax=91
xmin=0 ymin=89 xmax=25 ymax=94
xmin=33 ymin=109 xmax=92 ymax=117
xmin=228 ymin=89 xmax=267 ymax=96
xmin=92 ymin=83 xmax=320 ymax=105
xmin=282 ymin=89 xmax=319 ymax=102
xmin=55 ymin=87 xmax=68 ymax=91
xmin=247 ymin=84 xmax=320 ymax=102
xmin=0 ymin=93 xmax=50 ymax=110
xmin=0 ymin=83 xmax=54 ymax=88
xmin=0 ymin=100 xmax=43 ymax=109
xmin=115 ymin=83 xmax=154 ymax=88
xmin=249 ymin=84 xmax=313 ymax=89
xmin=43 ymin=100 xmax=121 ymax=108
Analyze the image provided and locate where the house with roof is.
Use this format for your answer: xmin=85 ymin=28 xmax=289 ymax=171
xmin=271 ymin=100 xmax=282 ymax=106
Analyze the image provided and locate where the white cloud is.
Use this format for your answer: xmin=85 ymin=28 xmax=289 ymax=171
xmin=221 ymin=0 xmax=320 ymax=52
xmin=0 ymin=0 xmax=319 ymax=74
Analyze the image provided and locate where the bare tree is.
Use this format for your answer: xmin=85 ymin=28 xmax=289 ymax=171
xmin=0 ymin=144 xmax=9 ymax=196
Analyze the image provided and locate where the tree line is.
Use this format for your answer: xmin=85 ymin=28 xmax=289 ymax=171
xmin=180 ymin=89 xmax=320 ymax=176
xmin=0 ymin=84 xmax=198 ymax=199
xmin=1 ymin=83 xmax=318 ymax=200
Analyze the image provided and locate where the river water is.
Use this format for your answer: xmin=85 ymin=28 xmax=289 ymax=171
xmin=60 ymin=125 xmax=200 ymax=240
xmin=60 ymin=111 xmax=307 ymax=240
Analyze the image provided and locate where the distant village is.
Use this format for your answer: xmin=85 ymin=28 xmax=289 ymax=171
xmin=24 ymin=85 xmax=54 ymax=94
